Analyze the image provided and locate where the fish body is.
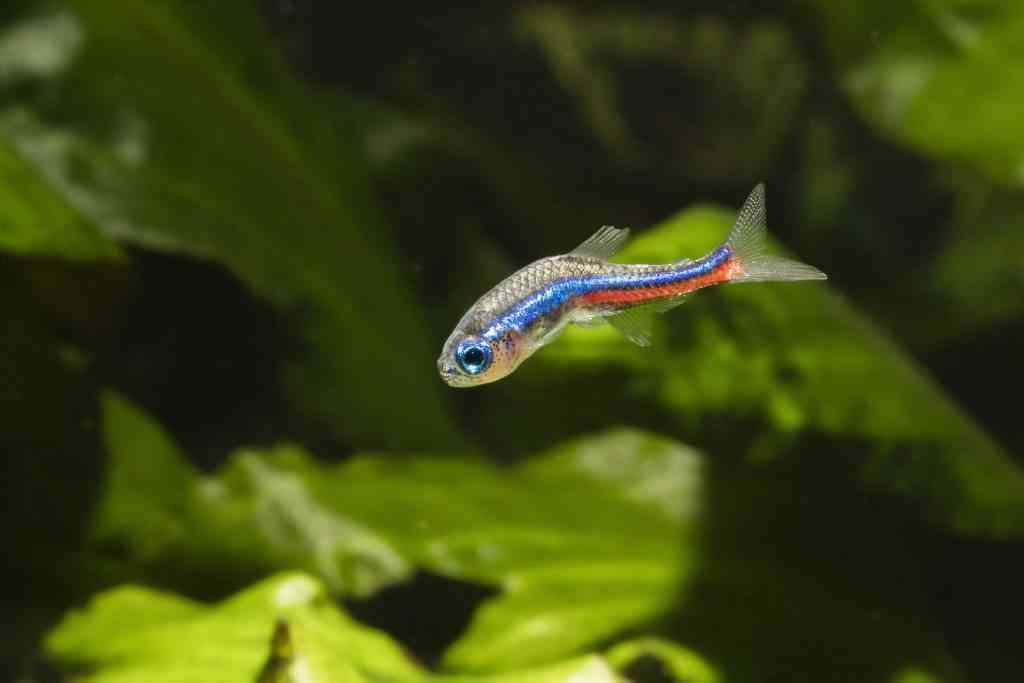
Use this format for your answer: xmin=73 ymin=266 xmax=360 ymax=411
xmin=438 ymin=184 xmax=826 ymax=387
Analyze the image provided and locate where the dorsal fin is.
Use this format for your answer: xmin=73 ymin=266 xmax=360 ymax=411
xmin=570 ymin=225 xmax=630 ymax=260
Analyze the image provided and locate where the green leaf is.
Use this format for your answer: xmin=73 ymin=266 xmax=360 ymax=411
xmin=799 ymin=0 xmax=1024 ymax=395
xmin=89 ymin=391 xmax=412 ymax=598
xmin=889 ymin=667 xmax=947 ymax=683
xmin=0 ymin=10 xmax=121 ymax=260
xmin=425 ymin=433 xmax=701 ymax=670
xmin=91 ymin=392 xmax=196 ymax=561
xmin=90 ymin=392 xmax=697 ymax=668
xmin=808 ymin=1 xmax=1024 ymax=188
xmin=45 ymin=573 xmax=627 ymax=683
xmin=788 ymin=4 xmax=1024 ymax=370
xmin=0 ymin=1 xmax=461 ymax=450
xmin=0 ymin=134 xmax=121 ymax=261
xmin=921 ymin=182 xmax=1024 ymax=342
xmin=90 ymin=395 xmax=964 ymax=679
xmin=484 ymin=202 xmax=1024 ymax=539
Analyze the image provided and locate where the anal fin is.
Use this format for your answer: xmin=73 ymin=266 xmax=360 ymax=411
xmin=573 ymin=315 xmax=607 ymax=328
xmin=606 ymin=296 xmax=690 ymax=347
xmin=608 ymin=309 xmax=654 ymax=346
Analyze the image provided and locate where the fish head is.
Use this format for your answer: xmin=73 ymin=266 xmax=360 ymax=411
xmin=437 ymin=324 xmax=529 ymax=388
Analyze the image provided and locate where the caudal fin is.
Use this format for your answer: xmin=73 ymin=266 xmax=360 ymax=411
xmin=726 ymin=184 xmax=827 ymax=283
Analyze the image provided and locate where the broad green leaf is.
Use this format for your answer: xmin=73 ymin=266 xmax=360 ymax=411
xmin=0 ymin=10 xmax=120 ymax=260
xmin=480 ymin=202 xmax=1024 ymax=538
xmin=90 ymin=394 xmax=962 ymax=679
xmin=0 ymin=134 xmax=121 ymax=260
xmin=782 ymin=1 xmax=1024 ymax=383
xmin=90 ymin=392 xmax=696 ymax=669
xmin=790 ymin=115 xmax=1024 ymax=356
xmin=90 ymin=391 xmax=412 ymax=598
xmin=795 ymin=1 xmax=1024 ymax=358
xmin=807 ymin=1 xmax=1024 ymax=188
xmin=46 ymin=572 xmax=626 ymax=683
xmin=0 ymin=1 xmax=460 ymax=450
xmin=92 ymin=391 xmax=196 ymax=562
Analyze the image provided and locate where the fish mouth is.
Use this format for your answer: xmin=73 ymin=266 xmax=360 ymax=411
xmin=437 ymin=358 xmax=460 ymax=386
xmin=438 ymin=361 xmax=477 ymax=388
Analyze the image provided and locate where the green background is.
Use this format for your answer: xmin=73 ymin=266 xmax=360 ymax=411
xmin=1 ymin=1 xmax=1021 ymax=681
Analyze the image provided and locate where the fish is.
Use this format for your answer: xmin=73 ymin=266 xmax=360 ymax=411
xmin=438 ymin=184 xmax=826 ymax=387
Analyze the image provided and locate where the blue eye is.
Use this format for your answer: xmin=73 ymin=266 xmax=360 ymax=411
xmin=456 ymin=340 xmax=492 ymax=375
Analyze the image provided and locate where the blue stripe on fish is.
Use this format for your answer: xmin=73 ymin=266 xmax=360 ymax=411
xmin=482 ymin=245 xmax=734 ymax=341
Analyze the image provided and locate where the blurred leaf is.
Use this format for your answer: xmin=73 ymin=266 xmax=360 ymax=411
xmin=90 ymin=391 xmax=411 ymax=598
xmin=91 ymin=393 xmax=696 ymax=668
xmin=0 ymin=1 xmax=460 ymax=449
xmin=91 ymin=395 xmax=965 ymax=679
xmin=833 ymin=177 xmax=1024 ymax=363
xmin=922 ymin=183 xmax=1024 ymax=341
xmin=797 ymin=0 xmax=1024 ymax=360
xmin=478 ymin=201 xmax=1024 ymax=538
xmin=604 ymin=638 xmax=718 ymax=683
xmin=91 ymin=391 xmax=207 ymax=564
xmin=789 ymin=1 xmax=1024 ymax=381
xmin=0 ymin=135 xmax=121 ymax=260
xmin=513 ymin=6 xmax=807 ymax=183
xmin=46 ymin=572 xmax=626 ymax=683
xmin=889 ymin=667 xmax=946 ymax=683
xmin=809 ymin=0 xmax=1024 ymax=188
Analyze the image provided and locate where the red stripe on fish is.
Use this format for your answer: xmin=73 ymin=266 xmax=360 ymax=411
xmin=579 ymin=256 xmax=742 ymax=307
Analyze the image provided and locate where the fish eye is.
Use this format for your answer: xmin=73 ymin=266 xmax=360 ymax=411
xmin=455 ymin=340 xmax=492 ymax=375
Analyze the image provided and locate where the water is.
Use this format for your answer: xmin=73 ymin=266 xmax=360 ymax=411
xmin=1 ymin=2 xmax=1021 ymax=681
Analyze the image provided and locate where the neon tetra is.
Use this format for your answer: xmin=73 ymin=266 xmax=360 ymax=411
xmin=438 ymin=184 xmax=826 ymax=387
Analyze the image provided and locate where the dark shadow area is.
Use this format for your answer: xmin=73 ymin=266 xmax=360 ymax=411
xmin=921 ymin=535 xmax=1024 ymax=681
xmin=344 ymin=571 xmax=498 ymax=667
xmin=0 ymin=260 xmax=104 ymax=682
xmin=94 ymin=248 xmax=341 ymax=470
xmin=621 ymin=654 xmax=678 ymax=683
xmin=666 ymin=431 xmax=1012 ymax=682
xmin=924 ymin=317 xmax=1024 ymax=460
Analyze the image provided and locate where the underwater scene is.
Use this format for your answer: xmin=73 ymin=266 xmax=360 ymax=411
xmin=1 ymin=1 xmax=1022 ymax=681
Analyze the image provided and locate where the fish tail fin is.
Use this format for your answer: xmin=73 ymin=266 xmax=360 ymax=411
xmin=725 ymin=183 xmax=827 ymax=283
